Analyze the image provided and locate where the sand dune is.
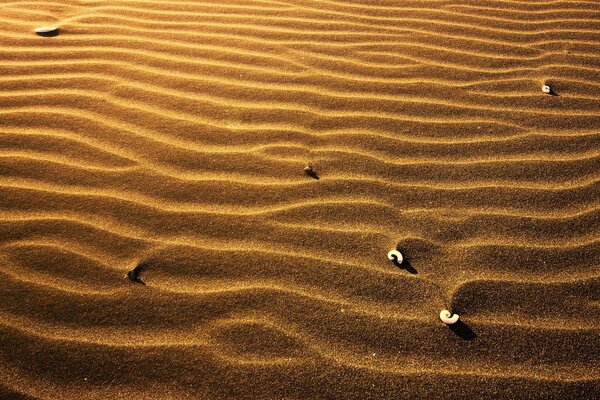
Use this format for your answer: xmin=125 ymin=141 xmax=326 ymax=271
xmin=0 ymin=0 xmax=599 ymax=398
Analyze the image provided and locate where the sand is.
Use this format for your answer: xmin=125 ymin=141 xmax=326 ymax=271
xmin=0 ymin=0 xmax=599 ymax=398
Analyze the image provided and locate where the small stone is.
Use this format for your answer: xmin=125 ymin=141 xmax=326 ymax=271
xmin=304 ymin=165 xmax=319 ymax=179
xmin=35 ymin=26 xmax=59 ymax=37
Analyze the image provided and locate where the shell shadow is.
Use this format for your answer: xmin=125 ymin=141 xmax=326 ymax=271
xmin=449 ymin=320 xmax=476 ymax=340
xmin=36 ymin=30 xmax=60 ymax=37
xmin=305 ymin=169 xmax=319 ymax=180
xmin=544 ymin=84 xmax=559 ymax=96
xmin=390 ymin=254 xmax=418 ymax=274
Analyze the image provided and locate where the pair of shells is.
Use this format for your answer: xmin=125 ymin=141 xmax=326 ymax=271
xmin=387 ymin=250 xmax=460 ymax=325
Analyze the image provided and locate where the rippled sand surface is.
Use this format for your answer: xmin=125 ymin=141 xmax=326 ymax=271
xmin=0 ymin=0 xmax=599 ymax=398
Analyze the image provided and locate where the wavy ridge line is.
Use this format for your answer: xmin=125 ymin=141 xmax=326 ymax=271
xmin=43 ymin=9 xmax=600 ymax=38
xmin=5 ymin=142 xmax=600 ymax=178
xmin=5 ymin=85 xmax=598 ymax=133
xmin=0 ymin=311 xmax=598 ymax=381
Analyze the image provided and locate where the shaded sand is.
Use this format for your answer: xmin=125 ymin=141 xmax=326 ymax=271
xmin=1 ymin=0 xmax=599 ymax=398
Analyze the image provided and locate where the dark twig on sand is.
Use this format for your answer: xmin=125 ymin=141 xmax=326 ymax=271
xmin=126 ymin=262 xmax=148 ymax=285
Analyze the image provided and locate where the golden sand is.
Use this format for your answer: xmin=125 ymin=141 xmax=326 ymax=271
xmin=0 ymin=0 xmax=599 ymax=398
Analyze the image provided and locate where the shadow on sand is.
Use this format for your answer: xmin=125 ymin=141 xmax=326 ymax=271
xmin=36 ymin=29 xmax=60 ymax=37
xmin=391 ymin=257 xmax=418 ymax=275
xmin=449 ymin=320 xmax=477 ymax=340
xmin=126 ymin=260 xmax=153 ymax=285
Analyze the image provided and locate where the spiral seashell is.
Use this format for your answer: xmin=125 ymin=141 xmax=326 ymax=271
xmin=387 ymin=249 xmax=403 ymax=264
xmin=439 ymin=310 xmax=459 ymax=325
xmin=542 ymin=85 xmax=552 ymax=94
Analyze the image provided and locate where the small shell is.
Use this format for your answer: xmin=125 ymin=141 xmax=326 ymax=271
xmin=304 ymin=165 xmax=318 ymax=177
xmin=35 ymin=26 xmax=59 ymax=36
xmin=440 ymin=310 xmax=459 ymax=325
xmin=542 ymin=85 xmax=551 ymax=94
xmin=387 ymin=249 xmax=403 ymax=264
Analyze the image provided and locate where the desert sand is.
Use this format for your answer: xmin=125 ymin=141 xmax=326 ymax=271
xmin=0 ymin=0 xmax=599 ymax=399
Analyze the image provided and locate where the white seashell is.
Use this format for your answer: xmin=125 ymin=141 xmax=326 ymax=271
xmin=387 ymin=249 xmax=403 ymax=264
xmin=440 ymin=309 xmax=459 ymax=325
xmin=542 ymin=85 xmax=551 ymax=94
xmin=35 ymin=26 xmax=59 ymax=35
